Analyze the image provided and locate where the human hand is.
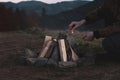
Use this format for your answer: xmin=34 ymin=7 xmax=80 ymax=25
xmin=69 ymin=19 xmax=86 ymax=33
xmin=81 ymin=31 xmax=94 ymax=41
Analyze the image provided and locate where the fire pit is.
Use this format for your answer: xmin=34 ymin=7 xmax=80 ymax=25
xmin=22 ymin=33 xmax=81 ymax=67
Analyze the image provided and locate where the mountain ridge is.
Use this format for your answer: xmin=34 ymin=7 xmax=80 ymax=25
xmin=0 ymin=1 xmax=89 ymax=15
xmin=40 ymin=0 xmax=104 ymax=29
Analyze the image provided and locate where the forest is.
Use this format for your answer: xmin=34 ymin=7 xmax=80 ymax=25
xmin=0 ymin=4 xmax=40 ymax=31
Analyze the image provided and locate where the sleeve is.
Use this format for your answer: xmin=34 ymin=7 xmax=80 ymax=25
xmin=85 ymin=4 xmax=105 ymax=24
xmin=94 ymin=21 xmax=120 ymax=38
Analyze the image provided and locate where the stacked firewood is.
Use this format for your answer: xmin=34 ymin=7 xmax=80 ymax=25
xmin=26 ymin=33 xmax=80 ymax=67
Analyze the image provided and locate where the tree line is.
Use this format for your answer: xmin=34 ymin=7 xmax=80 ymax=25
xmin=0 ymin=4 xmax=41 ymax=31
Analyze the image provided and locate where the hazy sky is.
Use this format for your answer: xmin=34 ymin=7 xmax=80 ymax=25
xmin=0 ymin=0 xmax=93 ymax=3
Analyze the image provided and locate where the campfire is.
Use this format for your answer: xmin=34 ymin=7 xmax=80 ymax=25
xmin=24 ymin=33 xmax=81 ymax=68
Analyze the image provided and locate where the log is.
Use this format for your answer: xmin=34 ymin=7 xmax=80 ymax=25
xmin=70 ymin=46 xmax=79 ymax=61
xmin=65 ymin=40 xmax=72 ymax=61
xmin=45 ymin=41 xmax=56 ymax=58
xmin=58 ymin=39 xmax=67 ymax=62
xmin=43 ymin=36 xmax=52 ymax=47
xmin=38 ymin=41 xmax=53 ymax=58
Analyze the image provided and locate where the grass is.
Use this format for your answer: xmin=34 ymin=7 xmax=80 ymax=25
xmin=36 ymin=29 xmax=106 ymax=55
xmin=17 ymin=27 xmax=106 ymax=58
xmin=0 ymin=29 xmax=120 ymax=80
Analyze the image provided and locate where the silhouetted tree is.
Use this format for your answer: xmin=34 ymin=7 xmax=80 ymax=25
xmin=0 ymin=4 xmax=28 ymax=31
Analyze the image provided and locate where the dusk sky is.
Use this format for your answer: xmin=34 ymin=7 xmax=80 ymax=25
xmin=0 ymin=0 xmax=93 ymax=3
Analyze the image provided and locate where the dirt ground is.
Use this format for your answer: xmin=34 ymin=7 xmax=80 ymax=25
xmin=0 ymin=31 xmax=120 ymax=80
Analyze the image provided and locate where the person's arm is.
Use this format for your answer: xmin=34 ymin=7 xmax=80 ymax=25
xmin=69 ymin=19 xmax=86 ymax=33
xmin=69 ymin=3 xmax=105 ymax=33
xmin=94 ymin=22 xmax=120 ymax=38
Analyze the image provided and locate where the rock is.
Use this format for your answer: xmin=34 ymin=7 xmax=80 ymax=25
xmin=35 ymin=58 xmax=58 ymax=67
xmin=26 ymin=58 xmax=38 ymax=65
xmin=25 ymin=49 xmax=37 ymax=58
xmin=59 ymin=61 xmax=77 ymax=68
xmin=26 ymin=58 xmax=58 ymax=67
xmin=47 ymin=59 xmax=58 ymax=66
xmin=26 ymin=58 xmax=55 ymax=66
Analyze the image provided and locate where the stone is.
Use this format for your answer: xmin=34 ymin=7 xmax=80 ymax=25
xmin=26 ymin=58 xmax=51 ymax=66
xmin=25 ymin=49 xmax=37 ymax=58
xmin=59 ymin=61 xmax=77 ymax=68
